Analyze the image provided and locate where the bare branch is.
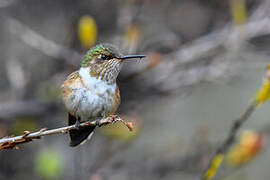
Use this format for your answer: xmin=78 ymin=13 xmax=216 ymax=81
xmin=0 ymin=115 xmax=133 ymax=149
xmin=2 ymin=16 xmax=82 ymax=67
xmin=201 ymin=103 xmax=256 ymax=180
xmin=171 ymin=0 xmax=270 ymax=65
xmin=140 ymin=1 xmax=270 ymax=93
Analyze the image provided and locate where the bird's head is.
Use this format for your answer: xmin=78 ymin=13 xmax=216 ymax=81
xmin=81 ymin=44 xmax=145 ymax=83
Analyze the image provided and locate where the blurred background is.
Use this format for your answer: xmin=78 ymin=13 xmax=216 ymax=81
xmin=1 ymin=0 xmax=270 ymax=179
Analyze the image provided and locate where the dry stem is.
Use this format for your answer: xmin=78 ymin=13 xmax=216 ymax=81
xmin=201 ymin=103 xmax=256 ymax=180
xmin=0 ymin=115 xmax=133 ymax=149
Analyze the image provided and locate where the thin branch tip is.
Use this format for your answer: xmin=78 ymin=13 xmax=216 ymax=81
xmin=0 ymin=115 xmax=129 ymax=149
xmin=201 ymin=103 xmax=256 ymax=180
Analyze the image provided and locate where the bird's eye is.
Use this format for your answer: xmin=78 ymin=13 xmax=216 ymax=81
xmin=100 ymin=54 xmax=110 ymax=60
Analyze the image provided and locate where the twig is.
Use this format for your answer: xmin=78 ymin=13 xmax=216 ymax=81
xmin=2 ymin=16 xmax=82 ymax=67
xmin=0 ymin=115 xmax=133 ymax=149
xmin=3 ymin=5 xmax=270 ymax=95
xmin=145 ymin=1 xmax=270 ymax=93
xmin=170 ymin=0 xmax=270 ymax=66
xmin=201 ymin=103 xmax=256 ymax=180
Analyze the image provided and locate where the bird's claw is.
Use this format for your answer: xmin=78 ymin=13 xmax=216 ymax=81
xmin=108 ymin=115 xmax=119 ymax=122
xmin=96 ymin=115 xmax=119 ymax=127
xmin=97 ymin=120 xmax=102 ymax=127
xmin=75 ymin=120 xmax=80 ymax=130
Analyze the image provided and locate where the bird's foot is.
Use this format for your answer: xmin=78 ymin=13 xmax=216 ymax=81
xmin=75 ymin=120 xmax=80 ymax=130
xmin=108 ymin=115 xmax=119 ymax=122
xmin=96 ymin=117 xmax=103 ymax=127
xmin=96 ymin=115 xmax=119 ymax=127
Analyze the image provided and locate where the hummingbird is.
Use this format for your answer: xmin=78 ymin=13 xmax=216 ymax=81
xmin=61 ymin=44 xmax=145 ymax=147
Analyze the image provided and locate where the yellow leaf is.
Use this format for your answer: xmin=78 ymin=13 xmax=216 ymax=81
xmin=204 ymin=154 xmax=224 ymax=180
xmin=254 ymin=79 xmax=270 ymax=105
xmin=78 ymin=15 xmax=98 ymax=50
xmin=230 ymin=0 xmax=247 ymax=25
xmin=226 ymin=130 xmax=263 ymax=167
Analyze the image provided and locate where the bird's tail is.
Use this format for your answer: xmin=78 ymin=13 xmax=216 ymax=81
xmin=68 ymin=113 xmax=95 ymax=147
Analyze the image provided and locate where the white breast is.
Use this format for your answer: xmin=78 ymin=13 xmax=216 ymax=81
xmin=75 ymin=68 xmax=116 ymax=119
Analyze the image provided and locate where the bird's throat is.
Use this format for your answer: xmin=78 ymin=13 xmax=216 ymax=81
xmin=79 ymin=67 xmax=117 ymax=91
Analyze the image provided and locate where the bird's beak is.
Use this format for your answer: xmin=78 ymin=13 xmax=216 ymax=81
xmin=119 ymin=55 xmax=146 ymax=60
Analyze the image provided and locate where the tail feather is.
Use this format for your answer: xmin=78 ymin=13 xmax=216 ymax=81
xmin=68 ymin=113 xmax=95 ymax=147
